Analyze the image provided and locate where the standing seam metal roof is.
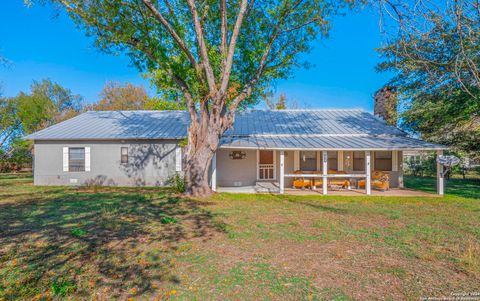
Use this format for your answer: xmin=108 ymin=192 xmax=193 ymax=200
xmin=25 ymin=109 xmax=447 ymax=150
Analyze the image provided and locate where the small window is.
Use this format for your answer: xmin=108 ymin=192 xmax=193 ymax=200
xmin=375 ymin=151 xmax=392 ymax=171
xmin=121 ymin=147 xmax=128 ymax=164
xmin=300 ymin=151 xmax=317 ymax=171
xmin=69 ymin=148 xmax=85 ymax=172
xmin=353 ymin=151 xmax=365 ymax=171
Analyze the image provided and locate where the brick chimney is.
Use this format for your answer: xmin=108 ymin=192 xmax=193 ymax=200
xmin=374 ymin=86 xmax=398 ymax=126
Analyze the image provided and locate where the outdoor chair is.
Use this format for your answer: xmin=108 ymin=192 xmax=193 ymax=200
xmin=358 ymin=170 xmax=390 ymax=191
xmin=326 ymin=170 xmax=350 ymax=189
xmin=292 ymin=170 xmax=311 ymax=189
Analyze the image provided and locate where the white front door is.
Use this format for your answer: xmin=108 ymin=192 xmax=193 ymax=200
xmin=257 ymin=150 xmax=276 ymax=180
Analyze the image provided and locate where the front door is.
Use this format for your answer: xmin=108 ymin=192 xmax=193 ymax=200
xmin=258 ymin=150 xmax=276 ymax=180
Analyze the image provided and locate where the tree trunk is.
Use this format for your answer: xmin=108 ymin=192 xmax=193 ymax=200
xmin=183 ymin=125 xmax=220 ymax=197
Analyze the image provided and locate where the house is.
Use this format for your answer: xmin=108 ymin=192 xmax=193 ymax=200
xmin=25 ymin=109 xmax=447 ymax=195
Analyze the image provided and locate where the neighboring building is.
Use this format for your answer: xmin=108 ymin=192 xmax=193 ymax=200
xmin=25 ymin=109 xmax=447 ymax=195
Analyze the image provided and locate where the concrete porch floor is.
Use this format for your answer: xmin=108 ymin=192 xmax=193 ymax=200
xmin=217 ymin=182 xmax=437 ymax=197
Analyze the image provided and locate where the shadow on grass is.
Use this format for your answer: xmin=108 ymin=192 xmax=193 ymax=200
xmin=0 ymin=187 xmax=223 ymax=299
xmin=405 ymin=176 xmax=480 ymax=199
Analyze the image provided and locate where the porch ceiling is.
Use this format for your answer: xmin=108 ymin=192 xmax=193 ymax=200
xmin=219 ymin=134 xmax=447 ymax=151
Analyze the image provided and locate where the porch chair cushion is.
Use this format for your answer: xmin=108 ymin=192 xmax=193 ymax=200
xmin=292 ymin=170 xmax=311 ymax=189
xmin=327 ymin=170 xmax=350 ymax=189
xmin=358 ymin=171 xmax=390 ymax=191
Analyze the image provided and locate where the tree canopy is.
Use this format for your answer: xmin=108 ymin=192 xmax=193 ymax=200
xmin=86 ymin=81 xmax=149 ymax=111
xmin=35 ymin=0 xmax=351 ymax=194
xmin=377 ymin=0 xmax=480 ymax=155
xmin=1 ymin=79 xmax=83 ymax=148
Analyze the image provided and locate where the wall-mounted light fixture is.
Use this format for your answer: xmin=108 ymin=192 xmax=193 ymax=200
xmin=229 ymin=151 xmax=246 ymax=160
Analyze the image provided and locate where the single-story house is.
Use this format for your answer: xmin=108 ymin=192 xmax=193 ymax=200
xmin=25 ymin=109 xmax=447 ymax=195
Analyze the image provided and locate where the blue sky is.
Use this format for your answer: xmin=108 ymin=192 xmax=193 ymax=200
xmin=0 ymin=1 xmax=391 ymax=111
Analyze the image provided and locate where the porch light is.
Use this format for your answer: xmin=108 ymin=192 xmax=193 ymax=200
xmin=229 ymin=151 xmax=246 ymax=160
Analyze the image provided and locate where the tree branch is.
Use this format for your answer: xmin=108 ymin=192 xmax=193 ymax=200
xmin=220 ymin=0 xmax=228 ymax=58
xmin=218 ymin=0 xmax=249 ymax=99
xmin=186 ymin=0 xmax=217 ymax=93
xmin=140 ymin=0 xmax=199 ymax=69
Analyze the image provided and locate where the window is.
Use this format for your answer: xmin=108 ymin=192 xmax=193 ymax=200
xmin=353 ymin=151 xmax=365 ymax=171
xmin=121 ymin=147 xmax=128 ymax=164
xmin=300 ymin=151 xmax=317 ymax=171
xmin=374 ymin=151 xmax=392 ymax=171
xmin=69 ymin=148 xmax=85 ymax=172
xmin=328 ymin=151 xmax=338 ymax=170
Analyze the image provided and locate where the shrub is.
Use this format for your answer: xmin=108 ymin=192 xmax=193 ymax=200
xmin=167 ymin=173 xmax=186 ymax=193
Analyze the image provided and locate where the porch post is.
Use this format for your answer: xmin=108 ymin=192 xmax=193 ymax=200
xmin=338 ymin=151 xmax=344 ymax=171
xmin=294 ymin=151 xmax=299 ymax=171
xmin=211 ymin=152 xmax=217 ymax=192
xmin=365 ymin=151 xmax=371 ymax=195
xmin=280 ymin=151 xmax=285 ymax=194
xmin=322 ymin=151 xmax=328 ymax=195
xmin=436 ymin=150 xmax=444 ymax=195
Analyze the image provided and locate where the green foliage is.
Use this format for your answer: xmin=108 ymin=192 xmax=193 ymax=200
xmin=70 ymin=227 xmax=87 ymax=237
xmin=86 ymin=81 xmax=149 ymax=111
xmin=167 ymin=173 xmax=186 ymax=193
xmin=1 ymin=79 xmax=82 ymax=169
xmin=145 ymin=96 xmax=186 ymax=111
xmin=160 ymin=214 xmax=178 ymax=224
xmin=377 ymin=1 xmax=480 ymax=155
xmin=36 ymin=0 xmax=348 ymax=112
xmin=51 ymin=278 xmax=77 ymax=297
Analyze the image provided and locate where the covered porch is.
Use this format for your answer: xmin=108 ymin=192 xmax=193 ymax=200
xmin=211 ymin=148 xmax=446 ymax=196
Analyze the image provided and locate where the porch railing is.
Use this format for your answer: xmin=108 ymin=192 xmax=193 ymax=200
xmin=259 ymin=164 xmax=274 ymax=180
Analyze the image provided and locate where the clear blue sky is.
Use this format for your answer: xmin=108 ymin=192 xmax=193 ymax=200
xmin=0 ymin=1 xmax=391 ymax=111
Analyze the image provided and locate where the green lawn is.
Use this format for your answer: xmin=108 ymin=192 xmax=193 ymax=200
xmin=0 ymin=174 xmax=479 ymax=301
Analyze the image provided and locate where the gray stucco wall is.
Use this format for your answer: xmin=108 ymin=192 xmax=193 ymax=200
xmin=216 ymin=149 xmax=257 ymax=187
xmin=216 ymin=149 xmax=294 ymax=188
xmin=33 ymin=140 xmax=178 ymax=187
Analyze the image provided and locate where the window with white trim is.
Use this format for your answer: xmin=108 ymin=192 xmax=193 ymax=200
xmin=69 ymin=148 xmax=85 ymax=172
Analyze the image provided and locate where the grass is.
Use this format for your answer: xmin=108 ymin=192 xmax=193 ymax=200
xmin=0 ymin=173 xmax=479 ymax=300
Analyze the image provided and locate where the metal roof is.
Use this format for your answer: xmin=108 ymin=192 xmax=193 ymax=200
xmin=25 ymin=109 xmax=447 ymax=150
xmin=25 ymin=111 xmax=189 ymax=140
xmin=219 ymin=134 xmax=445 ymax=151
xmin=223 ymin=109 xmax=406 ymax=136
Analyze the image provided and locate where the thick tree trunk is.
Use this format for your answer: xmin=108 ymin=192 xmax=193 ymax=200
xmin=183 ymin=124 xmax=221 ymax=197
xmin=184 ymin=146 xmax=215 ymax=196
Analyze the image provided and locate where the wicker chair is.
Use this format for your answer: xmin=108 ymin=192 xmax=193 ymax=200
xmin=358 ymin=171 xmax=390 ymax=191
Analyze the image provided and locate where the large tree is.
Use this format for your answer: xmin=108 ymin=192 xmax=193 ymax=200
xmin=36 ymin=0 xmax=349 ymax=195
xmin=87 ymin=81 xmax=149 ymax=110
xmin=1 ymin=79 xmax=83 ymax=158
xmin=377 ymin=0 xmax=480 ymax=156
xmin=15 ymin=79 xmax=83 ymax=133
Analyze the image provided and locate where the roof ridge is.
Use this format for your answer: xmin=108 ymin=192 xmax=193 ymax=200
xmin=246 ymin=108 xmax=367 ymax=112
xmin=85 ymin=110 xmax=187 ymax=113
